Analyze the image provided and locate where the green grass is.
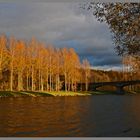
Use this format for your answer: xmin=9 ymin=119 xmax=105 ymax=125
xmin=24 ymin=91 xmax=54 ymax=97
xmin=0 ymin=91 xmax=30 ymax=97
xmin=0 ymin=90 xmax=91 ymax=98
xmin=0 ymin=91 xmax=14 ymax=97
xmin=78 ymin=90 xmax=116 ymax=95
xmin=47 ymin=91 xmax=91 ymax=96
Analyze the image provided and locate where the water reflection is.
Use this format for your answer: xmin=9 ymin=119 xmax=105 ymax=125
xmin=0 ymin=95 xmax=140 ymax=137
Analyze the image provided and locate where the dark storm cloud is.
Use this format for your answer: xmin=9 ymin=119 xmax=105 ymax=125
xmin=0 ymin=2 xmax=122 ymax=70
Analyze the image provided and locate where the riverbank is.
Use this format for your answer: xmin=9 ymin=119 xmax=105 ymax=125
xmin=0 ymin=91 xmax=91 ymax=98
xmin=0 ymin=90 xmax=139 ymax=98
xmin=88 ymin=90 xmax=140 ymax=95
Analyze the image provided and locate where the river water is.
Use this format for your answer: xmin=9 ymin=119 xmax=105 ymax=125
xmin=0 ymin=95 xmax=140 ymax=137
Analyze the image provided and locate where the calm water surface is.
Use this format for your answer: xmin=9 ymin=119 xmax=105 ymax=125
xmin=0 ymin=95 xmax=140 ymax=137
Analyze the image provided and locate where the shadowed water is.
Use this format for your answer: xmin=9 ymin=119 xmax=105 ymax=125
xmin=0 ymin=95 xmax=140 ymax=137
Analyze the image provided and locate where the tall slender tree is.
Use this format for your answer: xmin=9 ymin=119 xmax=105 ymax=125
xmin=14 ymin=40 xmax=26 ymax=91
xmin=9 ymin=36 xmax=17 ymax=91
xmin=61 ymin=48 xmax=70 ymax=92
xmin=0 ymin=34 xmax=8 ymax=80
xmin=82 ymin=59 xmax=91 ymax=91
xmin=28 ymin=37 xmax=38 ymax=91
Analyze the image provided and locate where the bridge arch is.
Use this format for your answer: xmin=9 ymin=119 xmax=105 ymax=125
xmin=89 ymin=80 xmax=140 ymax=94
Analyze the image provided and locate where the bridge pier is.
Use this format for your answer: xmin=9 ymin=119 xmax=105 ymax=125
xmin=92 ymin=87 xmax=97 ymax=91
xmin=116 ymin=86 xmax=125 ymax=94
xmin=92 ymin=86 xmax=99 ymax=91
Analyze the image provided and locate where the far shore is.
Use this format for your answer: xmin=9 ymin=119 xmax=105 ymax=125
xmin=0 ymin=90 xmax=139 ymax=98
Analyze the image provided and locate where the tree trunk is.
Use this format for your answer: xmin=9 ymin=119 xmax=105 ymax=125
xmin=41 ymin=74 xmax=44 ymax=91
xmin=74 ymin=81 xmax=77 ymax=92
xmin=64 ymin=73 xmax=67 ymax=92
xmin=85 ymin=76 xmax=88 ymax=91
xmin=49 ymin=73 xmax=52 ymax=91
xmin=10 ymin=61 xmax=13 ymax=91
xmin=46 ymin=69 xmax=48 ymax=91
xmin=31 ymin=66 xmax=34 ymax=91
xmin=38 ymin=68 xmax=41 ymax=91
xmin=26 ymin=71 xmax=29 ymax=91
xmin=0 ymin=51 xmax=3 ymax=80
xmin=51 ymin=72 xmax=53 ymax=91
xmin=55 ymin=75 xmax=57 ymax=91
xmin=18 ymin=71 xmax=23 ymax=91
xmin=68 ymin=77 xmax=71 ymax=91
xmin=57 ymin=74 xmax=60 ymax=91
xmin=71 ymin=79 xmax=73 ymax=91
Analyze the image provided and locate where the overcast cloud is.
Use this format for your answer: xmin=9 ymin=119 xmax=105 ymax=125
xmin=0 ymin=2 xmax=122 ymax=70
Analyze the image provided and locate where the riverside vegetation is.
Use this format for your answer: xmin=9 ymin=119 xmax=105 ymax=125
xmin=0 ymin=34 xmax=140 ymax=98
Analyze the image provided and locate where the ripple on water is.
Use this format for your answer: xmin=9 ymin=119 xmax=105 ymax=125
xmin=0 ymin=95 xmax=140 ymax=137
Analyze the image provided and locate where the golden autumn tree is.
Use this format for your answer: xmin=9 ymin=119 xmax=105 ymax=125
xmin=9 ymin=36 xmax=17 ymax=91
xmin=61 ymin=48 xmax=70 ymax=92
xmin=82 ymin=59 xmax=91 ymax=91
xmin=68 ymin=48 xmax=81 ymax=91
xmin=28 ymin=37 xmax=38 ymax=91
xmin=50 ymin=47 xmax=58 ymax=91
xmin=36 ymin=42 xmax=43 ymax=91
xmin=47 ymin=45 xmax=55 ymax=91
xmin=24 ymin=44 xmax=31 ymax=91
xmin=53 ymin=48 xmax=61 ymax=91
xmin=0 ymin=33 xmax=95 ymax=92
xmin=122 ymin=55 xmax=140 ymax=91
xmin=0 ymin=34 xmax=9 ymax=90
xmin=0 ymin=35 xmax=8 ymax=79
xmin=42 ymin=46 xmax=49 ymax=91
xmin=14 ymin=40 xmax=26 ymax=91
xmin=36 ymin=42 xmax=48 ymax=91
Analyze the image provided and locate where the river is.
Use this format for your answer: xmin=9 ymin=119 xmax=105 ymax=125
xmin=0 ymin=95 xmax=140 ymax=137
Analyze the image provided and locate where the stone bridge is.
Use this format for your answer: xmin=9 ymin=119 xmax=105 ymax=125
xmin=88 ymin=80 xmax=140 ymax=94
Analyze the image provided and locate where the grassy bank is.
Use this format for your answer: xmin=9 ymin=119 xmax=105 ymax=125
xmin=0 ymin=91 xmax=91 ymax=98
xmin=0 ymin=90 xmax=138 ymax=98
xmin=80 ymin=91 xmax=116 ymax=95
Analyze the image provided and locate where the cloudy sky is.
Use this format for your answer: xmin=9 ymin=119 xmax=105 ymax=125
xmin=0 ymin=2 xmax=123 ymax=71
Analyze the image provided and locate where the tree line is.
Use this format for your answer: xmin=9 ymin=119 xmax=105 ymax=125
xmin=1 ymin=33 xmax=139 ymax=93
xmin=122 ymin=54 xmax=140 ymax=91
xmin=0 ymin=34 xmax=91 ymax=92
xmin=89 ymin=54 xmax=140 ymax=92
